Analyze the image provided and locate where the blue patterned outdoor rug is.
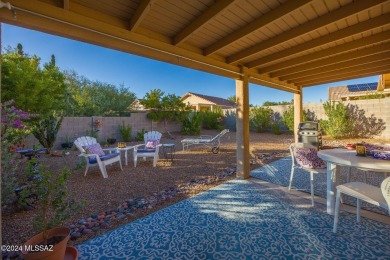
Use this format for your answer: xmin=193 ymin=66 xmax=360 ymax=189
xmin=77 ymin=179 xmax=390 ymax=259
xmin=250 ymin=156 xmax=388 ymax=215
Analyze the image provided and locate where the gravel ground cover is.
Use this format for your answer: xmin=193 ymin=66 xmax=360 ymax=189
xmin=2 ymin=130 xmax=388 ymax=255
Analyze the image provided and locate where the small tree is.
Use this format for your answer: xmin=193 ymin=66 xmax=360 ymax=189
xmin=249 ymin=106 xmax=273 ymax=132
xmin=182 ymin=112 xmax=202 ymax=135
xmin=141 ymin=89 xmax=191 ymax=132
xmin=201 ymin=107 xmax=225 ymax=130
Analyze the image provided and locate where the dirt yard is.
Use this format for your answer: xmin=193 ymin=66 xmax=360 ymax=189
xmin=2 ymin=130 xmax=388 ymax=249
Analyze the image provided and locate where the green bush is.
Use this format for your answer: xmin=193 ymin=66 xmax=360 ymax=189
xmin=135 ymin=129 xmax=146 ymax=141
xmin=271 ymin=123 xmax=282 ymax=135
xmin=182 ymin=112 xmax=202 ymax=135
xmin=31 ymin=114 xmax=63 ymax=153
xmin=321 ymin=101 xmax=353 ymax=139
xmin=249 ymin=107 xmax=272 ymax=132
xmin=281 ymin=106 xmax=311 ymax=132
xmin=119 ymin=121 xmax=132 ymax=142
xmin=201 ymin=108 xmax=224 ymax=130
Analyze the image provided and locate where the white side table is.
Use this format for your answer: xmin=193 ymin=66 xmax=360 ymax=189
xmin=117 ymin=146 xmax=134 ymax=166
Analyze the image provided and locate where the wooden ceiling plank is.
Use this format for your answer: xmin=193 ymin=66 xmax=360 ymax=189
xmin=173 ymin=0 xmax=235 ymax=45
xmin=63 ymin=0 xmax=69 ymax=10
xmin=302 ymin=69 xmax=390 ymax=87
xmin=129 ymin=0 xmax=156 ymax=31
xmin=295 ymin=62 xmax=390 ymax=85
xmin=284 ymin=54 xmax=390 ymax=82
xmin=203 ymin=0 xmax=312 ymax=56
xmin=227 ymin=0 xmax=387 ymax=64
xmin=302 ymin=69 xmax=390 ymax=88
xmin=259 ymin=30 xmax=390 ymax=73
xmin=271 ymin=42 xmax=390 ymax=78
xmin=246 ymin=14 xmax=390 ymax=68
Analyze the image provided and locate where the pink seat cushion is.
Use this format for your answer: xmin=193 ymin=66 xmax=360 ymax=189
xmin=294 ymin=147 xmax=326 ymax=169
xmin=83 ymin=143 xmax=105 ymax=156
xmin=146 ymin=139 xmax=159 ymax=149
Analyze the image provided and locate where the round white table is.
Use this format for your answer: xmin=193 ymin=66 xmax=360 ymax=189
xmin=317 ymin=148 xmax=390 ymax=215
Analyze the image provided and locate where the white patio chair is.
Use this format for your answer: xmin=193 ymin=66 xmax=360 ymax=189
xmin=133 ymin=131 xmax=162 ymax=167
xmin=333 ymin=177 xmax=390 ymax=233
xmin=181 ymin=129 xmax=229 ymax=154
xmin=289 ymin=143 xmax=327 ymax=206
xmin=74 ymin=136 xmax=122 ymax=178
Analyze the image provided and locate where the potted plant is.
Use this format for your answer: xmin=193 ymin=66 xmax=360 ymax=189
xmin=106 ymin=138 xmax=117 ymax=145
xmin=61 ymin=135 xmax=74 ymax=149
xmin=20 ymin=160 xmax=84 ymax=260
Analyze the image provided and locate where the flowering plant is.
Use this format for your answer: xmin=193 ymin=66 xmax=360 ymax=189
xmin=94 ymin=119 xmax=103 ymax=128
xmin=1 ymin=100 xmax=31 ymax=205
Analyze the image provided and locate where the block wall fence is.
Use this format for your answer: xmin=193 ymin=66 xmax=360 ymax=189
xmin=224 ymin=97 xmax=390 ymax=139
xmin=25 ymin=98 xmax=390 ymax=149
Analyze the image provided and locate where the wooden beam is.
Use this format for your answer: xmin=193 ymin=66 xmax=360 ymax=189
xmin=63 ymin=0 xmax=69 ymax=10
xmin=236 ymin=67 xmax=250 ymax=179
xmin=203 ymin=0 xmax=311 ymax=56
xmin=272 ymin=42 xmax=390 ymax=78
xmin=227 ymin=0 xmax=387 ymax=64
xmin=281 ymin=52 xmax=390 ymax=82
xmin=302 ymin=69 xmax=390 ymax=87
xmin=296 ymin=65 xmax=390 ymax=86
xmin=129 ymin=0 xmax=156 ymax=31
xmin=294 ymin=87 xmax=303 ymax=143
xmin=259 ymin=31 xmax=390 ymax=74
xmin=246 ymin=14 xmax=390 ymax=68
xmin=173 ymin=0 xmax=235 ymax=45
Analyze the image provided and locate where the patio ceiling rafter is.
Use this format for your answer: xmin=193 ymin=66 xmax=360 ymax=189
xmin=203 ymin=0 xmax=312 ymax=56
xmin=288 ymin=58 xmax=390 ymax=84
xmin=274 ymin=42 xmax=390 ymax=79
xmin=129 ymin=0 xmax=156 ymax=31
xmin=259 ymin=30 xmax=390 ymax=74
xmin=227 ymin=0 xmax=387 ymax=65
xmin=173 ymin=0 xmax=236 ymax=46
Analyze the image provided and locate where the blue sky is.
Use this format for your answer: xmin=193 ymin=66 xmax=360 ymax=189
xmin=2 ymin=24 xmax=379 ymax=106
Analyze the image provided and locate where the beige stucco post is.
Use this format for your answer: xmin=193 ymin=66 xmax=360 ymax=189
xmin=294 ymin=86 xmax=303 ymax=142
xmin=236 ymin=68 xmax=250 ymax=179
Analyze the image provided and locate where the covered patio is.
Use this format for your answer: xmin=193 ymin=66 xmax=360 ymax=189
xmin=1 ymin=0 xmax=390 ymax=258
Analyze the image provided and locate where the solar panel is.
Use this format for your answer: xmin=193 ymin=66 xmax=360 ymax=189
xmin=347 ymin=82 xmax=377 ymax=92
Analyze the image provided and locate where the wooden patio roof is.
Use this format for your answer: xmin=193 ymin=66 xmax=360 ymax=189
xmin=1 ymin=0 xmax=389 ymax=94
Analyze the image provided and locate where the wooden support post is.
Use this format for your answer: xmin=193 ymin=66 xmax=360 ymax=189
xmin=294 ymin=86 xmax=303 ymax=142
xmin=236 ymin=67 xmax=250 ymax=179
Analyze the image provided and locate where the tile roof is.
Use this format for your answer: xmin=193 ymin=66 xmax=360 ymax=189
xmin=184 ymin=92 xmax=236 ymax=107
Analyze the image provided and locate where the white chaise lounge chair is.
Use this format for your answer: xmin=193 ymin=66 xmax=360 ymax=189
xmin=181 ymin=129 xmax=229 ymax=154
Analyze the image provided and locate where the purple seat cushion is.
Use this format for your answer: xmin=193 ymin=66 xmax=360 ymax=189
xmin=294 ymin=147 xmax=326 ymax=169
xmin=88 ymin=152 xmax=119 ymax=164
xmin=83 ymin=143 xmax=105 ymax=156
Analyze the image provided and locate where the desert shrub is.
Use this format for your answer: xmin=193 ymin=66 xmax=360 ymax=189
xmin=281 ymin=106 xmax=312 ymax=132
xmin=182 ymin=112 xmax=202 ymax=135
xmin=271 ymin=123 xmax=282 ymax=135
xmin=31 ymin=113 xmax=63 ymax=153
xmin=249 ymin=107 xmax=272 ymax=132
xmin=321 ymin=101 xmax=353 ymax=139
xmin=119 ymin=121 xmax=132 ymax=142
xmin=201 ymin=108 xmax=225 ymax=130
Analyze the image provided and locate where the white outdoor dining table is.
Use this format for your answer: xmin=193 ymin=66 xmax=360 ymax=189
xmin=317 ymin=148 xmax=390 ymax=215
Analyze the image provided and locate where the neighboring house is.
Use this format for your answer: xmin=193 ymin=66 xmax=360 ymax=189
xmin=328 ymin=73 xmax=390 ymax=101
xmin=129 ymin=99 xmax=146 ymax=111
xmin=181 ymin=92 xmax=236 ymax=111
